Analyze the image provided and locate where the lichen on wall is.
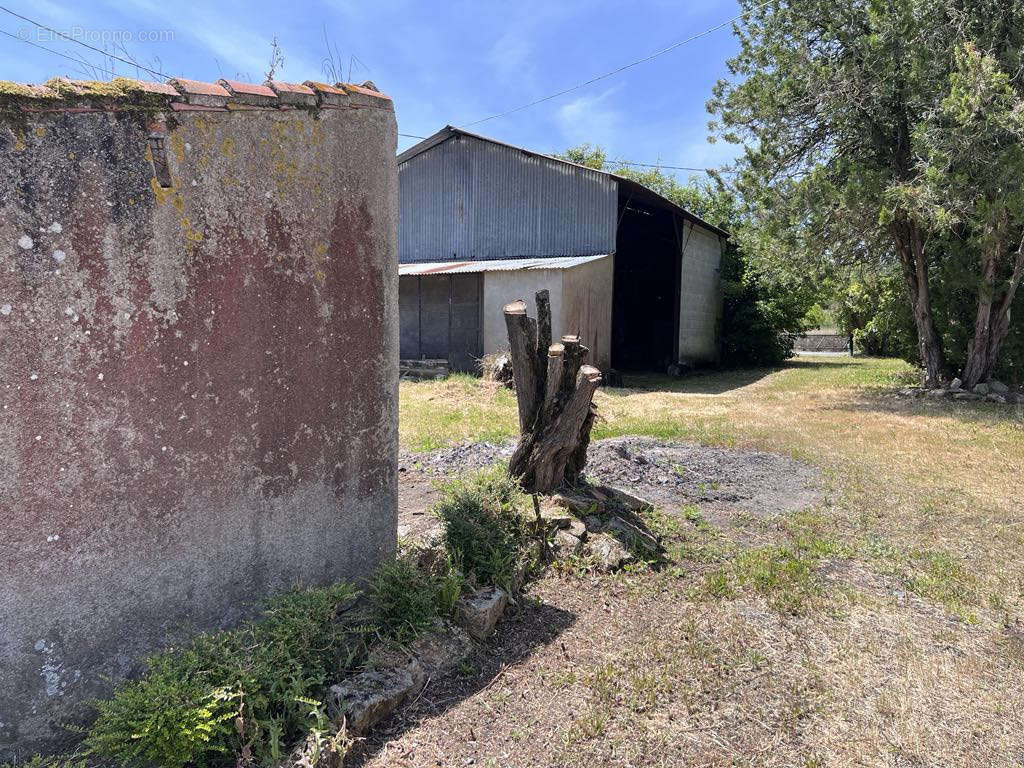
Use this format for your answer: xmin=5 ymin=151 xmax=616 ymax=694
xmin=0 ymin=77 xmax=398 ymax=758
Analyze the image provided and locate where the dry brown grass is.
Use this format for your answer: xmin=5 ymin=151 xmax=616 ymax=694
xmin=383 ymin=356 xmax=1024 ymax=767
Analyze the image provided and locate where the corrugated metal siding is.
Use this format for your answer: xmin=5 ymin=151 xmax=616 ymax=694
xmin=399 ymin=135 xmax=617 ymax=262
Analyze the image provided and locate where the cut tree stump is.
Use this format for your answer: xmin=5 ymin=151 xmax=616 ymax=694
xmin=503 ymin=290 xmax=602 ymax=493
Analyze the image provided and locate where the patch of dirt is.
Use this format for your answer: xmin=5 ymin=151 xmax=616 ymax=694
xmin=585 ymin=437 xmax=822 ymax=522
xmin=397 ymin=437 xmax=821 ymax=539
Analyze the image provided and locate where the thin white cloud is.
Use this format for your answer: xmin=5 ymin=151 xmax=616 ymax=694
xmin=108 ymin=0 xmax=322 ymax=82
xmin=555 ymin=87 xmax=623 ymax=148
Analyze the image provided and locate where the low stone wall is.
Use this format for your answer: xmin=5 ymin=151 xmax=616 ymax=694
xmin=0 ymin=76 xmax=398 ymax=757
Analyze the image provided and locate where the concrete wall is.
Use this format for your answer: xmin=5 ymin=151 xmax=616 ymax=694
xmin=482 ymin=268 xmax=564 ymax=358
xmin=481 ymin=259 xmax=612 ymax=370
xmin=678 ymin=223 xmax=724 ymax=364
xmin=561 ymin=256 xmax=614 ymax=370
xmin=0 ymin=77 xmax=398 ymax=757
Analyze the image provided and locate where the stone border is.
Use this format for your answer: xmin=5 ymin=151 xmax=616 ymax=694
xmin=897 ymin=378 xmax=1022 ymax=404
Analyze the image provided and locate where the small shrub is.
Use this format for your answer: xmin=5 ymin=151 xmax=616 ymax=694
xmin=84 ymin=582 xmax=358 ymax=768
xmin=368 ymin=548 xmax=464 ymax=642
xmin=434 ymin=464 xmax=534 ymax=592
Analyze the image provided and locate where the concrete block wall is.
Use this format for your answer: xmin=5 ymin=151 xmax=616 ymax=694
xmin=678 ymin=223 xmax=724 ymax=364
xmin=0 ymin=76 xmax=398 ymax=757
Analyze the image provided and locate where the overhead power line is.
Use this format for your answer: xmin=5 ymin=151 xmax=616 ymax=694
xmin=4 ymin=4 xmax=740 ymax=175
xmin=0 ymin=27 xmax=121 ymax=79
xmin=613 ymin=159 xmax=734 ymax=173
xmin=463 ymin=0 xmax=774 ymax=127
xmin=0 ymin=4 xmax=172 ymax=80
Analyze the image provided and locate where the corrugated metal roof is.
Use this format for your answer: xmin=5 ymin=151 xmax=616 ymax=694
xmin=398 ymin=126 xmax=729 ymax=239
xmin=398 ymin=254 xmax=610 ymax=276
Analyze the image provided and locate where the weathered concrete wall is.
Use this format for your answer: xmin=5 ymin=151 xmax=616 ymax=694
xmin=481 ymin=258 xmax=612 ymax=369
xmin=678 ymin=223 xmax=724 ymax=364
xmin=0 ymin=77 xmax=398 ymax=757
xmin=561 ymin=255 xmax=613 ymax=371
xmin=482 ymin=268 xmax=564 ymax=357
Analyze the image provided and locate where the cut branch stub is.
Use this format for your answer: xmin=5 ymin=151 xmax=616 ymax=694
xmin=503 ymin=299 xmax=539 ymax=432
xmin=504 ymin=294 xmax=602 ymax=493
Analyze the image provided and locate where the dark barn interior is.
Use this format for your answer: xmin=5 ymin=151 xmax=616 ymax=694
xmin=611 ymin=180 xmax=682 ymax=371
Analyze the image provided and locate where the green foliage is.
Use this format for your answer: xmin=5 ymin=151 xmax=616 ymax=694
xmin=434 ymin=464 xmax=534 ymax=592
xmin=368 ymin=548 xmax=465 ymax=643
xmin=719 ymin=240 xmax=812 ymax=366
xmin=553 ymin=143 xmax=606 ymax=170
xmin=0 ymin=756 xmax=87 ymax=768
xmin=709 ymin=0 xmax=1024 ymax=383
xmin=837 ymin=265 xmax=918 ymax=360
xmin=84 ymin=583 xmax=358 ymax=768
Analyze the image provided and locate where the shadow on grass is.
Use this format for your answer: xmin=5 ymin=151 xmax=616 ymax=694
xmin=832 ymin=391 xmax=1024 ymax=424
xmin=614 ymin=357 xmax=866 ymax=396
xmin=343 ymin=599 xmax=576 ymax=766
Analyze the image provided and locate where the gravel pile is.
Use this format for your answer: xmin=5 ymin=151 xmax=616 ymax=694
xmin=401 ymin=436 xmax=821 ymax=521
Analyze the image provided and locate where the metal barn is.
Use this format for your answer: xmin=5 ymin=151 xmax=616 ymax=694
xmin=397 ymin=127 xmax=728 ymax=373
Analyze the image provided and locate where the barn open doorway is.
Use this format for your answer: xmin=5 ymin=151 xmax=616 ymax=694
xmin=611 ymin=183 xmax=680 ymax=371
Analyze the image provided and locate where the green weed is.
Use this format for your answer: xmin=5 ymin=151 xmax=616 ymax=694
xmin=368 ymin=547 xmax=465 ymax=643
xmin=84 ymin=583 xmax=358 ymax=768
xmin=434 ymin=464 xmax=536 ymax=592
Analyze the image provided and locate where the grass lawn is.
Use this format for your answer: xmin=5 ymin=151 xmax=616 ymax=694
xmin=386 ymin=356 xmax=1024 ymax=767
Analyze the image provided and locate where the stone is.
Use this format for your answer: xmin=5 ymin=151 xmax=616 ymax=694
xmin=600 ymin=485 xmax=653 ymax=511
xmin=553 ymin=529 xmax=584 ymax=556
xmin=986 ymin=393 xmax=1007 ymax=404
xmin=973 ymin=382 xmax=989 ymax=395
xmin=589 ymin=534 xmax=633 ymax=572
xmin=538 ymin=502 xmax=573 ymax=530
xmin=926 ymin=388 xmax=949 ymax=398
xmin=899 ymin=388 xmax=920 ymax=397
xmin=551 ymin=493 xmax=600 ymax=516
xmin=566 ymin=518 xmax=588 ymax=540
xmin=455 ymin=587 xmax=508 ymax=640
xmin=408 ymin=623 xmax=474 ymax=677
xmin=582 ymin=515 xmax=604 ymax=533
xmin=604 ymin=515 xmax=659 ymax=557
xmin=953 ymin=392 xmax=982 ymax=401
xmin=990 ymin=380 xmax=1010 ymax=394
xmin=327 ymin=659 xmax=425 ymax=735
xmin=950 ymin=377 xmax=963 ymax=390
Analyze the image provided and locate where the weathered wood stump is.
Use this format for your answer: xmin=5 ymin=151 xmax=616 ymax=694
xmin=503 ymin=290 xmax=601 ymax=493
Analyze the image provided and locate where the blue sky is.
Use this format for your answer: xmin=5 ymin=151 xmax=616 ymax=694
xmin=0 ymin=0 xmax=743 ymax=179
